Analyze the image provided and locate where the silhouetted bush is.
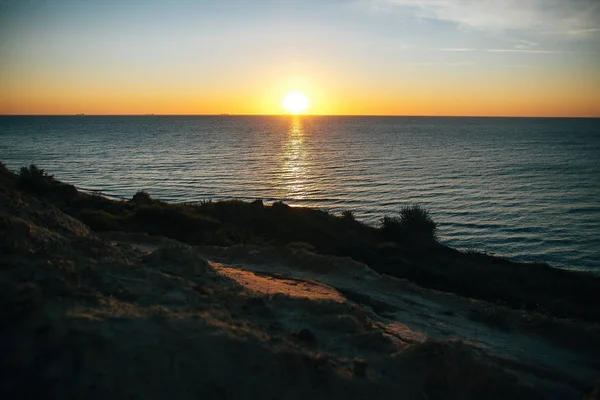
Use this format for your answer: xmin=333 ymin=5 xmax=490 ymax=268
xmin=19 ymin=164 xmax=53 ymax=180
xmin=17 ymin=164 xmax=56 ymax=194
xmin=380 ymin=215 xmax=401 ymax=232
xmin=131 ymin=190 xmax=153 ymax=205
xmin=341 ymin=210 xmax=356 ymax=222
xmin=399 ymin=205 xmax=437 ymax=240
xmin=381 ymin=205 xmax=437 ymax=243
xmin=272 ymin=200 xmax=291 ymax=211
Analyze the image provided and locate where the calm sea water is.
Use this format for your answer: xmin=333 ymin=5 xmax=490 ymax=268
xmin=1 ymin=116 xmax=599 ymax=271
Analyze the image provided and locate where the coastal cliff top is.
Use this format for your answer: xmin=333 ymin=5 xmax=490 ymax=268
xmin=1 ymin=163 xmax=600 ymax=399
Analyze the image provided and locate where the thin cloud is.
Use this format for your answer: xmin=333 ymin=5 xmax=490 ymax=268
xmin=514 ymin=39 xmax=538 ymax=49
xmin=404 ymin=61 xmax=476 ymax=66
xmin=446 ymin=61 xmax=476 ymax=66
xmin=568 ymin=28 xmax=600 ymax=35
xmin=435 ymin=47 xmax=589 ymax=54
xmin=502 ymin=64 xmax=538 ymax=69
xmin=438 ymin=48 xmax=476 ymax=51
xmin=376 ymin=0 xmax=600 ymax=34
xmin=486 ymin=49 xmax=586 ymax=54
xmin=538 ymin=28 xmax=600 ymax=36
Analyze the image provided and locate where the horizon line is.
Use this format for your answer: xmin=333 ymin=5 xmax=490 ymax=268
xmin=1 ymin=114 xmax=599 ymax=119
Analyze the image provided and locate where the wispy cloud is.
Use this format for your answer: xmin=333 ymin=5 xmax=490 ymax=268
xmin=375 ymin=0 xmax=600 ymax=34
xmin=502 ymin=64 xmax=538 ymax=69
xmin=514 ymin=39 xmax=538 ymax=49
xmin=405 ymin=61 xmax=476 ymax=67
xmin=567 ymin=28 xmax=600 ymax=35
xmin=438 ymin=48 xmax=476 ymax=51
xmin=538 ymin=27 xmax=600 ymax=36
xmin=433 ymin=47 xmax=592 ymax=55
xmin=446 ymin=61 xmax=476 ymax=66
xmin=486 ymin=49 xmax=587 ymax=54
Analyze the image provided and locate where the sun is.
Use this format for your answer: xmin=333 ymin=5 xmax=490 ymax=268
xmin=282 ymin=91 xmax=310 ymax=114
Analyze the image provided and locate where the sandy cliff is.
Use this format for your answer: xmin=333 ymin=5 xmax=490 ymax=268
xmin=1 ymin=179 xmax=599 ymax=399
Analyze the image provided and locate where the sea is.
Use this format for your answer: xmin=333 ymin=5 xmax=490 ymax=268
xmin=1 ymin=115 xmax=599 ymax=272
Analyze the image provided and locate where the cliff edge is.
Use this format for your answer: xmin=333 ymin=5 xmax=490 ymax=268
xmin=1 ymin=165 xmax=599 ymax=399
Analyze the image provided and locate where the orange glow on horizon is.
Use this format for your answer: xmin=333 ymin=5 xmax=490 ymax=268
xmin=0 ymin=69 xmax=599 ymax=117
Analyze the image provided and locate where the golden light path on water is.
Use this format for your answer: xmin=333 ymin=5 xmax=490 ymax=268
xmin=2 ymin=116 xmax=599 ymax=271
xmin=280 ymin=117 xmax=310 ymax=200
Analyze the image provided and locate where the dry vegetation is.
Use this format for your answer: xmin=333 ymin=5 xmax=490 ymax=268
xmin=5 ymin=163 xmax=600 ymax=322
xmin=2 ymin=162 xmax=600 ymax=398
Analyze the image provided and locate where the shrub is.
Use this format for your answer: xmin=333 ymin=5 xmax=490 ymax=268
xmin=212 ymin=199 xmax=262 ymax=222
xmin=131 ymin=190 xmax=153 ymax=205
xmin=17 ymin=164 xmax=82 ymax=205
xmin=341 ymin=210 xmax=356 ymax=222
xmin=380 ymin=215 xmax=404 ymax=241
xmin=17 ymin=164 xmax=56 ymax=194
xmin=272 ymin=200 xmax=290 ymax=210
xmin=399 ymin=205 xmax=437 ymax=238
xmin=19 ymin=164 xmax=53 ymax=181
xmin=380 ymin=205 xmax=437 ymax=243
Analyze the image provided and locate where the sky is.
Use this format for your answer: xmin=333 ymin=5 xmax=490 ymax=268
xmin=1 ymin=0 xmax=599 ymax=116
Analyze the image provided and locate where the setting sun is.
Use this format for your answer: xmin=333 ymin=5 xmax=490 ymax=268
xmin=282 ymin=92 xmax=310 ymax=114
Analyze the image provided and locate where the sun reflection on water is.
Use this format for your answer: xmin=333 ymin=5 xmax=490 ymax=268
xmin=280 ymin=117 xmax=310 ymax=200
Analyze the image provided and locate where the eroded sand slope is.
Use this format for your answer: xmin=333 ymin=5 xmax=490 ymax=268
xmin=2 ymin=189 xmax=599 ymax=399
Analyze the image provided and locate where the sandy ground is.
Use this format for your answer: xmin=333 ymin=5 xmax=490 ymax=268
xmin=199 ymin=245 xmax=600 ymax=397
xmin=2 ymin=189 xmax=599 ymax=399
xmin=106 ymin=232 xmax=600 ymax=398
